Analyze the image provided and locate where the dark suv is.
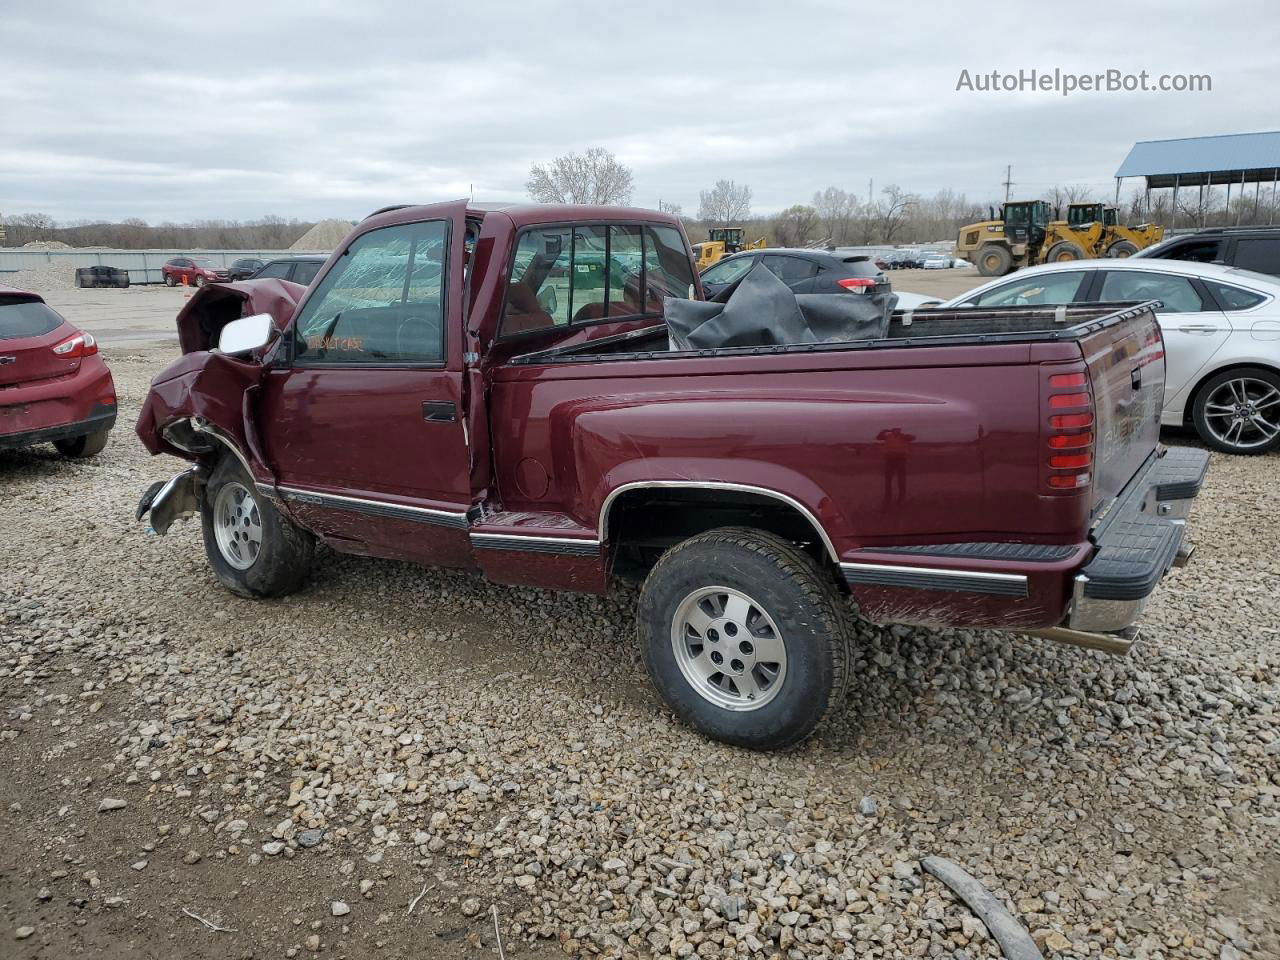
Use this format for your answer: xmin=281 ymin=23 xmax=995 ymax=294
xmin=251 ymin=256 xmax=326 ymax=286
xmin=1135 ymin=227 xmax=1280 ymax=276
xmin=228 ymin=258 xmax=266 ymax=281
xmin=700 ymin=248 xmax=889 ymax=298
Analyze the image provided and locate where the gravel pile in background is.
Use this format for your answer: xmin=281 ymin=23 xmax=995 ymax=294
xmin=290 ymin=219 xmax=354 ymax=252
xmin=2 ymin=349 xmax=1277 ymax=959
xmin=1 ymin=262 xmax=79 ymax=291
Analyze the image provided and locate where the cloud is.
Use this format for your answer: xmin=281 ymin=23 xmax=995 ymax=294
xmin=2 ymin=0 xmax=1276 ymax=223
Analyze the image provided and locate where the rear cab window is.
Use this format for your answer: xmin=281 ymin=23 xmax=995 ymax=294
xmin=0 ymin=298 xmax=63 ymax=340
xmin=501 ymin=222 xmax=693 ymax=338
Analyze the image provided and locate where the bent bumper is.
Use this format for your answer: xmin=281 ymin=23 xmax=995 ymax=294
xmin=1066 ymin=445 xmax=1210 ymax=633
xmin=136 ymin=465 xmax=204 ymax=534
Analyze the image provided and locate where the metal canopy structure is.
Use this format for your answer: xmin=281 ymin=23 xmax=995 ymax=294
xmin=1114 ymin=131 xmax=1280 ymax=227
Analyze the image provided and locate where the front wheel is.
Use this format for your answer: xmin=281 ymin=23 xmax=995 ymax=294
xmin=201 ymin=456 xmax=315 ymax=597
xmin=1045 ymin=241 xmax=1086 ymax=263
xmin=637 ymin=528 xmax=853 ymax=750
xmin=1107 ymin=240 xmax=1139 ymax=258
xmin=975 ymin=244 xmax=1012 ymax=277
xmin=1192 ymin=367 xmax=1280 ymax=454
xmin=164 ymin=274 xmax=176 ymax=287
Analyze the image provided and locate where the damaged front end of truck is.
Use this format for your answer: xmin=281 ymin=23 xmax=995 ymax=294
xmin=135 ymin=279 xmax=305 ymax=534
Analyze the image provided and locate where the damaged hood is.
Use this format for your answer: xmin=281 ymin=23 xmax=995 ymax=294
xmin=175 ymin=278 xmax=306 ymax=354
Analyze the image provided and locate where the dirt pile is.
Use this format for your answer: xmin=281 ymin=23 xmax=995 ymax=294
xmin=290 ymin=219 xmax=354 ymax=251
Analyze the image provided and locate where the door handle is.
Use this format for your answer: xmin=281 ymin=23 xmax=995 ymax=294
xmin=422 ymin=401 xmax=456 ymax=422
xmin=1177 ymin=324 xmax=1217 ymax=334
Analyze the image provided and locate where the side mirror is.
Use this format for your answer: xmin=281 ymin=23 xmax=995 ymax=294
xmin=217 ymin=313 xmax=275 ymax=355
xmin=536 ymin=285 xmax=558 ymax=315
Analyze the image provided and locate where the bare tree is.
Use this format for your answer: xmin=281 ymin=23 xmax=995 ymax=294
xmin=874 ymin=185 xmax=918 ymax=243
xmin=811 ymin=187 xmax=859 ymax=245
xmin=698 ymin=180 xmax=752 ymax=225
xmin=773 ymin=205 xmax=820 ymax=247
xmin=526 ymin=147 xmax=634 ymax=205
xmin=658 ymin=199 xmax=683 ymax=217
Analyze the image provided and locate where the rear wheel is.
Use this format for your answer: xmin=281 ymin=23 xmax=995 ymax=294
xmin=976 ymin=244 xmax=1012 ymax=277
xmin=1107 ymin=240 xmax=1139 ymax=258
xmin=1192 ymin=367 xmax=1280 ymax=454
xmin=201 ymin=456 xmax=315 ymax=597
xmin=54 ymin=429 xmax=109 ymax=458
xmin=637 ymin=527 xmax=853 ymax=750
xmin=1045 ymin=241 xmax=1086 ymax=263
xmin=165 ymin=274 xmax=176 ymax=287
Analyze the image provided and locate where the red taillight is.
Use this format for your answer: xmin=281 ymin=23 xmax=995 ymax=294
xmin=1048 ymin=372 xmax=1087 ymax=388
xmin=1049 ymin=431 xmax=1093 ymax=449
xmin=1043 ymin=364 xmax=1094 ymax=494
xmin=52 ymin=332 xmax=97 ymax=359
xmin=837 ymin=277 xmax=877 ymax=293
xmin=1049 ymin=392 xmax=1090 ymax=408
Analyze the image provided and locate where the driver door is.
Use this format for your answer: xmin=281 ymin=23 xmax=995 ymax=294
xmin=257 ymin=205 xmax=473 ymax=567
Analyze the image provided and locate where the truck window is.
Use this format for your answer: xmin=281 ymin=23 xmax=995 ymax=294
xmin=291 ymin=220 xmax=447 ymax=365
xmin=502 ymin=223 xmax=695 ymax=337
xmin=256 ymin=261 xmax=292 ymax=279
xmin=644 ymin=225 xmax=696 ymax=306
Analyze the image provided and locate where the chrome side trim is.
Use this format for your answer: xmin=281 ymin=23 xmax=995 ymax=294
xmin=273 ymin=485 xmax=469 ymax=530
xmin=189 ymin=418 xmax=254 ymax=478
xmin=598 ymin=480 xmax=839 ymax=562
xmin=470 ymin=532 xmax=601 ymax=557
xmin=840 ymin=561 xmax=1028 ymax=597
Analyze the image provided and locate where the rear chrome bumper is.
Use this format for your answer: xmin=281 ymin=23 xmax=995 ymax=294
xmin=1065 ymin=445 xmax=1210 ymax=635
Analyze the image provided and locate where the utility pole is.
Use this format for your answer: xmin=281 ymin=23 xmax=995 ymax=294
xmin=868 ymin=179 xmax=873 ymax=208
xmin=1002 ymin=165 xmax=1014 ymax=202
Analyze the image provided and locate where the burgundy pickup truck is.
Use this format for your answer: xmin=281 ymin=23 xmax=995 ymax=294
xmin=136 ymin=201 xmax=1209 ymax=749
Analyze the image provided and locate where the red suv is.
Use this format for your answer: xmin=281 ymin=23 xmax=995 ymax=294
xmin=162 ymin=257 xmax=230 ymax=287
xmin=0 ymin=285 xmax=116 ymax=457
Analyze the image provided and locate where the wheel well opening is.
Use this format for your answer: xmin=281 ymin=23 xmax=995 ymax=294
xmin=606 ymin=487 xmax=836 ymax=581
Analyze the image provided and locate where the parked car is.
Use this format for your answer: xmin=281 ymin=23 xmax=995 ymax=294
xmin=162 ymin=257 xmax=230 ymax=287
xmin=228 ymin=258 xmax=266 ymax=281
xmin=251 ymin=256 xmax=326 ymax=286
xmin=936 ymin=258 xmax=1280 ymax=454
xmin=0 ymin=284 xmax=116 ymax=457
xmin=136 ymin=201 xmax=1207 ymax=750
xmin=74 ymin=265 xmax=130 ymax=288
xmin=1134 ymin=226 xmax=1280 ymax=276
xmin=700 ymin=248 xmax=889 ymax=299
xmin=922 ymin=254 xmax=950 ymax=269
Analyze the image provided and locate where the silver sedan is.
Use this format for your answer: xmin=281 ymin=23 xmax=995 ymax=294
xmin=931 ymin=259 xmax=1280 ymax=455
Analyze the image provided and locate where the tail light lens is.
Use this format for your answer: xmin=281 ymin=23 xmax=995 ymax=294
xmin=1042 ymin=362 xmax=1093 ymax=494
xmin=52 ymin=332 xmax=97 ymax=358
xmin=837 ymin=277 xmax=877 ymax=294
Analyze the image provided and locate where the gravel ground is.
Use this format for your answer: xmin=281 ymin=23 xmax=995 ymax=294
xmin=1 ymin=346 xmax=1277 ymax=960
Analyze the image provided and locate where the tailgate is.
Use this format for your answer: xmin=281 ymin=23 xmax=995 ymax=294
xmin=1080 ymin=303 xmax=1166 ymax=511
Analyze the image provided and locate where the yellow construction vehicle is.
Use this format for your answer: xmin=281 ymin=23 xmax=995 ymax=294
xmin=692 ymin=227 xmax=766 ymax=272
xmin=957 ymin=201 xmax=1099 ymax=275
xmin=1090 ymin=205 xmax=1164 ymax=258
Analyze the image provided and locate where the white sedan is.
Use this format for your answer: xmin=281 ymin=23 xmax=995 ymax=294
xmin=931 ymin=259 xmax=1280 ymax=455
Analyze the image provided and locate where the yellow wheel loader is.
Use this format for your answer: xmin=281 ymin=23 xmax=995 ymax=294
xmin=693 ymin=227 xmax=767 ymax=272
xmin=956 ymin=201 xmax=1125 ymax=276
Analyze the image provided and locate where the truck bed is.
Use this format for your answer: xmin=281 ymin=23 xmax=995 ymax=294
xmin=508 ymin=301 xmax=1159 ymax=366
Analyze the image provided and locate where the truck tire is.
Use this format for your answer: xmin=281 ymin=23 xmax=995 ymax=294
xmin=1191 ymin=366 xmax=1280 ymax=455
xmin=976 ymin=245 xmax=1012 ymax=277
xmin=201 ymin=455 xmax=315 ymax=598
xmin=1045 ymin=241 xmax=1086 ymax=263
xmin=54 ymin=428 xmax=110 ymax=458
xmin=1107 ymin=240 xmax=1139 ymax=258
xmin=637 ymin=527 xmax=853 ymax=750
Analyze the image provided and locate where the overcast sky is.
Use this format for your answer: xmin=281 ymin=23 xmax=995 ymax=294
xmin=4 ymin=0 xmax=1277 ymax=224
